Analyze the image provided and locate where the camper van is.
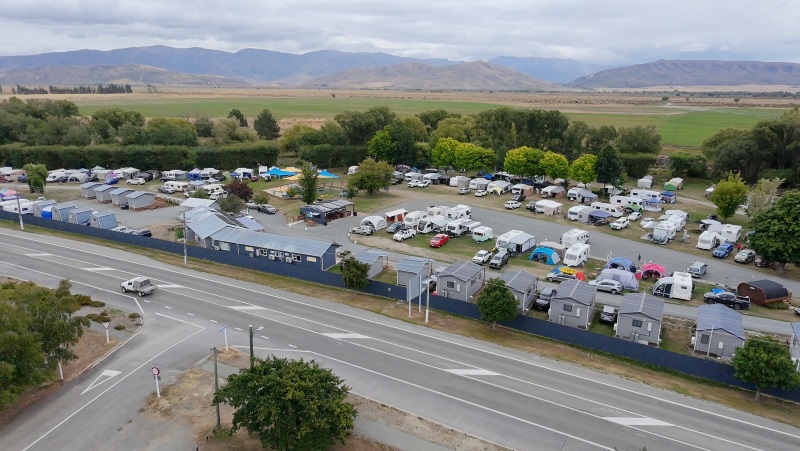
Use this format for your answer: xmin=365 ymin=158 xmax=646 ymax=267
xmin=164 ymin=181 xmax=189 ymax=192
xmin=651 ymin=222 xmax=678 ymax=244
xmin=630 ymin=189 xmax=661 ymax=201
xmin=697 ymin=231 xmax=724 ymax=250
xmin=403 ymin=211 xmax=428 ymax=228
xmin=589 ymin=201 xmax=624 ymax=218
xmin=472 ymin=226 xmax=493 ymax=242
xmin=3 ymin=201 xmax=33 ymax=215
xmin=417 ymin=216 xmax=449 ymax=234
xmin=445 ymin=218 xmax=471 ymax=236
xmin=561 ymin=229 xmax=590 ymax=248
xmin=495 ymin=230 xmax=536 ymax=255
xmin=563 ymin=243 xmax=590 ymax=267
xmin=203 ymin=184 xmax=225 ymax=197
xmin=445 ymin=204 xmax=471 ymax=220
xmin=610 ymin=195 xmax=644 ymax=209
xmin=652 ymin=271 xmax=693 ymax=301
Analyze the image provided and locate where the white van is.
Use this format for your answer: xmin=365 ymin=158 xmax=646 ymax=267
xmin=563 ymin=243 xmax=590 ymax=267
xmin=446 ymin=218 xmax=471 ymax=236
xmin=590 ymin=201 xmax=624 ymax=218
xmin=164 ymin=181 xmax=189 ymax=192
xmin=561 ymin=229 xmax=590 ymax=248
xmin=3 ymin=201 xmax=33 ymax=215
xmin=652 ymin=271 xmax=693 ymax=301
xmin=403 ymin=211 xmax=428 ymax=228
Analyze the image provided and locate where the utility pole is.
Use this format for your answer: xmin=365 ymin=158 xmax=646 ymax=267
xmin=14 ymin=185 xmax=23 ymax=230
xmin=182 ymin=210 xmax=187 ymax=267
xmin=211 ymin=347 xmax=221 ymax=429
xmin=249 ymin=325 xmax=254 ymax=368
xmin=425 ymin=257 xmax=432 ymax=323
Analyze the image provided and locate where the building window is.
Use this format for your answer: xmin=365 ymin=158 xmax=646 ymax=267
xmin=293 ymin=254 xmax=301 ymax=262
xmin=701 ymin=334 xmax=710 ymax=345
xmin=219 ymin=242 xmax=230 ymax=251
xmin=446 ymin=281 xmax=455 ymax=289
xmin=563 ymin=304 xmax=573 ymax=312
xmin=471 ymin=279 xmax=476 ymax=286
xmin=307 ymin=256 xmax=317 ymax=263
xmin=257 ymin=249 xmax=268 ymax=256
xmin=632 ymin=319 xmax=643 ymax=328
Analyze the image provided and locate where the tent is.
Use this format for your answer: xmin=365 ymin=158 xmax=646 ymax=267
xmin=529 ymin=247 xmax=561 ymax=265
xmin=588 ymin=210 xmax=612 ymax=225
xmin=317 ymin=170 xmax=339 ymax=178
xmin=643 ymin=198 xmax=663 ymax=212
xmin=266 ymin=166 xmax=295 ymax=177
xmin=661 ymin=191 xmax=677 ymax=204
xmin=188 ymin=168 xmax=202 ymax=181
xmin=597 ymin=268 xmax=639 ymax=291
xmin=606 ymin=257 xmax=637 ymax=273
xmin=0 ymin=189 xmax=19 ymax=200
xmin=737 ymin=280 xmax=792 ymax=306
xmin=664 ymin=177 xmax=684 ymax=191
xmin=360 ymin=215 xmax=387 ymax=231
xmin=637 ymin=263 xmax=666 ymax=280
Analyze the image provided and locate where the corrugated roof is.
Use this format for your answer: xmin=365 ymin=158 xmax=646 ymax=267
xmin=210 ymin=227 xmax=336 ymax=257
xmin=185 ymin=207 xmax=233 ymax=239
xmin=80 ymin=182 xmax=100 ymax=189
xmin=236 ymin=216 xmax=265 ymax=231
xmin=69 ymin=207 xmax=93 ymax=215
xmin=396 ymin=256 xmax=430 ymax=274
xmin=94 ymin=185 xmax=115 ymax=193
xmin=552 ymin=280 xmax=596 ymax=306
xmin=181 ymin=198 xmax=216 ymax=208
xmin=620 ymin=293 xmax=664 ymax=321
xmin=93 ymin=210 xmax=115 ymax=218
xmin=109 ymin=188 xmax=133 ymax=196
xmin=498 ymin=270 xmax=537 ymax=293
xmin=355 ymin=250 xmax=388 ymax=265
xmin=440 ymin=261 xmax=483 ymax=281
xmin=33 ymin=199 xmax=56 ymax=207
xmin=126 ymin=191 xmax=153 ymax=199
xmin=52 ymin=202 xmax=77 ymax=212
xmin=697 ymin=304 xmax=745 ymax=340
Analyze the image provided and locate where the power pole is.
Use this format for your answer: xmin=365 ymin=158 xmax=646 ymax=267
xmin=249 ymin=325 xmax=254 ymax=368
xmin=211 ymin=347 xmax=221 ymax=429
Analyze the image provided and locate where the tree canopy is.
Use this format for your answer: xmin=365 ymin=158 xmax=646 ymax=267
xmin=709 ymin=172 xmax=748 ymax=219
xmin=227 ymin=108 xmax=248 ymax=128
xmin=539 ymin=151 xmax=569 ymax=181
xmin=594 ymin=146 xmax=624 ymax=189
xmin=732 ymin=337 xmax=800 ymax=400
xmin=253 ymin=108 xmax=280 ymax=140
xmin=341 ymin=257 xmax=370 ymax=290
xmin=23 ymin=163 xmax=47 ymax=193
xmin=475 ymin=279 xmax=518 ymax=330
xmin=217 ymin=194 xmax=246 ymax=214
xmin=569 ymin=153 xmax=597 ymax=185
xmin=213 ymin=356 xmax=357 ymax=451
xmin=503 ymin=146 xmax=543 ymax=178
xmin=347 ymin=157 xmax=393 ymax=196
xmin=749 ymin=191 xmax=800 ymax=272
xmin=298 ymin=161 xmax=319 ymax=205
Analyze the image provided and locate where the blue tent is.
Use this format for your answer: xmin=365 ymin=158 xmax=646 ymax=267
xmin=661 ymin=191 xmax=677 ymax=204
xmin=317 ymin=169 xmax=339 ymax=178
xmin=188 ymin=168 xmax=202 ymax=181
xmin=266 ymin=166 xmax=295 ymax=177
xmin=606 ymin=257 xmax=637 ymax=273
xmin=529 ymin=247 xmax=561 ymax=265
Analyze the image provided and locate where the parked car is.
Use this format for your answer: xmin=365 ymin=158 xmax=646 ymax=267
xmin=110 ymin=226 xmax=132 ymax=233
xmin=628 ymin=211 xmax=642 ymax=221
xmin=599 ymin=305 xmax=619 ymax=323
xmin=534 ymin=288 xmax=557 ymax=310
xmin=686 ymin=261 xmax=709 ymax=279
xmin=158 ymin=185 xmax=176 ymax=194
xmin=754 ymin=255 xmax=772 ymax=268
xmin=712 ymin=242 xmax=735 ymax=259
xmin=393 ymin=228 xmax=417 ymax=242
xmin=511 ymin=193 xmax=526 ymax=202
xmin=17 ymin=174 xmax=28 ymax=183
xmin=0 ymin=175 xmax=10 ymax=183
xmin=703 ymin=291 xmax=751 ymax=310
xmin=733 ymin=249 xmax=756 ymax=264
xmin=504 ymin=200 xmax=521 ymax=210
xmin=458 ymin=187 xmax=471 ymax=195
xmin=474 ymin=189 xmax=488 ymax=197
xmin=429 ymin=233 xmax=449 ymax=248
xmin=104 ymin=177 xmax=119 ymax=185
xmin=86 ymin=176 xmax=99 ymax=182
xmin=610 ymin=217 xmax=630 ymax=230
xmin=793 ymin=306 xmax=800 ymax=316
xmin=488 ymin=249 xmax=510 ymax=269
xmin=472 ymin=249 xmax=494 ymax=265
xmin=126 ymin=177 xmax=146 ymax=185
xmin=588 ymin=279 xmax=623 ymax=294
xmin=257 ymin=204 xmax=277 ymax=214
xmin=387 ymin=222 xmax=408 ymax=233
xmin=350 ymin=225 xmax=374 ymax=236
xmin=546 ymin=270 xmax=577 ymax=283
xmin=130 ymin=229 xmax=152 ymax=237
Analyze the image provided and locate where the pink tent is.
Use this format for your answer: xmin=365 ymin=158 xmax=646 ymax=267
xmin=636 ymin=263 xmax=666 ymax=280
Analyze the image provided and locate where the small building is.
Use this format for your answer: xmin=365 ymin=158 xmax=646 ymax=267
xmin=497 ymin=271 xmax=538 ymax=311
xmin=791 ymin=323 xmax=800 ymax=372
xmin=32 ymin=199 xmax=57 ymax=218
xmin=616 ymin=293 xmax=664 ymax=347
xmin=80 ymin=182 xmax=102 ymax=199
xmin=94 ymin=184 xmax=116 ymax=203
xmin=511 ymin=184 xmax=534 ymax=197
xmin=110 ymin=188 xmax=135 ymax=207
xmin=548 ymin=280 xmax=597 ymax=329
xmin=90 ymin=210 xmax=117 ymax=229
xmin=181 ymin=198 xmax=219 ymax=210
xmin=437 ymin=261 xmax=485 ymax=302
xmin=209 ymin=226 xmax=339 ymax=270
xmin=693 ymin=304 xmax=745 ymax=359
xmin=567 ymin=188 xmax=598 ymax=204
xmin=534 ymin=199 xmax=563 ymax=216
xmin=395 ymin=257 xmax=432 ymax=287
xmin=384 ymin=208 xmax=407 ymax=223
xmin=495 ymin=230 xmax=536 ymax=255
xmin=354 ymin=250 xmax=389 ymax=280
xmin=126 ymin=191 xmax=156 ymax=210
xmin=637 ymin=175 xmax=654 ymax=189
xmin=51 ymin=202 xmax=77 ymax=222
xmin=67 ymin=207 xmax=93 ymax=225
xmin=299 ymin=200 xmax=354 ymax=224
xmin=737 ymin=280 xmax=792 ymax=306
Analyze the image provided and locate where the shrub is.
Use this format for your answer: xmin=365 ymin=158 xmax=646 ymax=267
xmin=89 ymin=301 xmax=106 ymax=308
xmin=75 ymin=294 xmax=94 ymax=306
xmin=114 ymin=325 xmax=126 ymax=330
xmin=128 ymin=312 xmax=141 ymax=319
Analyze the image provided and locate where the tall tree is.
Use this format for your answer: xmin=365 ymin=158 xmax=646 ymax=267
xmin=367 ymin=129 xmax=394 ymax=162
xmin=194 ymin=116 xmax=214 ymax=138
xmin=217 ymin=195 xmax=246 ymax=214
xmin=594 ymin=146 xmax=624 ymax=193
xmin=503 ymin=146 xmax=544 ymax=179
xmin=569 ymin=154 xmax=598 ymax=185
xmin=417 ymin=109 xmax=460 ymax=131
xmin=539 ymin=151 xmax=570 ymax=181
xmin=23 ymin=163 xmax=47 ymax=193
xmin=732 ymin=337 xmax=800 ymax=401
xmin=253 ymin=109 xmax=280 ymax=140
xmin=709 ymin=172 xmax=748 ymax=219
xmin=298 ymin=161 xmax=319 ymax=205
xmin=475 ymin=279 xmax=518 ymax=331
xmin=746 ymin=177 xmax=784 ymax=217
xmin=616 ymin=125 xmax=662 ymax=154
xmin=749 ymin=191 xmax=800 ymax=273
xmin=431 ymin=137 xmax=460 ymax=170
xmin=228 ymin=108 xmax=248 ymax=127
xmin=213 ymin=357 xmax=357 ymax=451
xmin=224 ymin=180 xmax=253 ymax=201
xmin=347 ymin=157 xmax=393 ymax=196
xmin=455 ymin=143 xmax=495 ymax=173
xmin=584 ymin=125 xmax=617 ymax=154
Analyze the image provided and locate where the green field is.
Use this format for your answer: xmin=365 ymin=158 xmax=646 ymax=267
xmin=72 ymin=97 xmax=785 ymax=148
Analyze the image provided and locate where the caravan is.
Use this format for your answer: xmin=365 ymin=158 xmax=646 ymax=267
xmin=561 ymin=229 xmax=590 ymax=248
xmin=697 ymin=231 xmax=724 ymax=250
xmin=590 ymin=201 xmax=624 ymax=218
xmin=417 ymin=216 xmax=450 ymax=234
xmin=164 ymin=181 xmax=189 ymax=192
xmin=403 ymin=211 xmax=428 ymax=228
xmin=652 ymin=271 xmax=693 ymax=301
xmin=651 ymin=222 xmax=678 ymax=244
xmin=472 ymin=226 xmax=494 ymax=243
xmin=445 ymin=204 xmax=471 ymax=220
xmin=563 ymin=243 xmax=590 ymax=267
xmin=630 ymin=189 xmax=662 ymax=201
xmin=610 ymin=195 xmax=644 ymax=210
xmin=495 ymin=230 xmax=536 ymax=255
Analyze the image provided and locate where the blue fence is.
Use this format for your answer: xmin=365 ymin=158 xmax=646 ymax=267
xmin=5 ymin=211 xmax=800 ymax=402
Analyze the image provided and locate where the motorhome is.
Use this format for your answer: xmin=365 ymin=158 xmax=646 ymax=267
xmin=426 ymin=205 xmax=450 ymax=217
xmin=3 ymin=201 xmax=33 ymax=215
xmin=589 ymin=201 xmax=624 ymax=218
xmin=563 ymin=243 xmax=590 ymax=267
xmin=445 ymin=204 xmax=471 ymax=220
xmin=495 ymin=230 xmax=536 ymax=255
xmin=347 ymin=165 xmax=359 ymax=175
xmin=696 ymin=231 xmax=724 ymax=250
xmin=417 ymin=216 xmax=449 ymax=234
xmin=403 ymin=210 xmax=428 ymax=228
xmin=472 ymin=226 xmax=493 ymax=242
xmin=203 ymin=184 xmax=225 ymax=197
xmin=561 ymin=229 xmax=590 ymax=248
xmin=652 ymin=271 xmax=693 ymax=301
xmin=46 ymin=171 xmax=66 ymax=182
xmin=610 ymin=195 xmax=644 ymax=209
xmin=164 ymin=181 xmax=189 ymax=192
xmin=719 ymin=224 xmax=743 ymax=243
xmin=449 ymin=176 xmax=471 ymax=188
xmin=630 ymin=189 xmax=661 ymax=201
xmin=445 ymin=218 xmax=472 ymax=236
xmin=651 ymin=222 xmax=678 ymax=244
xmin=405 ymin=172 xmax=423 ymax=183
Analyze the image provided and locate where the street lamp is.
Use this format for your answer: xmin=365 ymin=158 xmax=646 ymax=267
xmin=14 ymin=185 xmax=23 ymax=230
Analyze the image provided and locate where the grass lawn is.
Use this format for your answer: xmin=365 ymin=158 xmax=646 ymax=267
xmin=659 ymin=317 xmax=695 ymax=355
xmin=588 ymin=309 xmax=615 ymax=336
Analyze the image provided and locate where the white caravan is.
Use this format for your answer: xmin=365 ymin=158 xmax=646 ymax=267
xmin=417 ymin=216 xmax=449 ymax=234
xmin=403 ymin=210 xmax=428 ymax=228
xmin=563 ymin=243 xmax=590 ymax=267
xmin=590 ymin=201 xmax=624 ymax=218
xmin=561 ymin=229 xmax=590 ymax=248
xmin=652 ymin=271 xmax=693 ymax=301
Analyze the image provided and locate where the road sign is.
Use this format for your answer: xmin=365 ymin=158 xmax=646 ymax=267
xmin=102 ymin=322 xmax=110 ymax=330
xmin=151 ymin=367 xmax=160 ymax=376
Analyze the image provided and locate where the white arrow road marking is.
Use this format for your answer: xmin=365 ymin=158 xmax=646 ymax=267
xmin=80 ymin=369 xmax=121 ymax=395
xmin=445 ymin=369 xmax=500 ymax=376
xmin=605 ymin=417 xmax=673 ymax=426
xmin=322 ymin=333 xmax=370 ymax=339
xmin=82 ymin=267 xmax=115 ymax=272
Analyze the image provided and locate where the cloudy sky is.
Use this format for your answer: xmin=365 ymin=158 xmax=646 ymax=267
xmin=1 ymin=0 xmax=798 ymax=64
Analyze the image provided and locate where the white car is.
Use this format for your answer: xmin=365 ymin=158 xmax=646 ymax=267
xmin=407 ymin=180 xmax=421 ymax=188
xmin=472 ymin=250 xmax=494 ymax=265
xmin=504 ymin=200 xmax=521 ymax=210
xmin=393 ymin=229 xmax=417 ymax=241
xmin=610 ymin=217 xmax=630 ymax=230
xmin=474 ymin=190 xmax=488 ymax=197
xmin=628 ymin=211 xmax=642 ymax=221
xmin=458 ymin=187 xmax=471 ymax=195
xmin=126 ymin=177 xmax=146 ymax=185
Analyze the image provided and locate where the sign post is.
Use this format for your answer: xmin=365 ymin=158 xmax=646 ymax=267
xmin=152 ymin=367 xmax=161 ymax=398
xmin=102 ymin=322 xmax=110 ymax=343
xmin=219 ymin=326 xmax=228 ymax=350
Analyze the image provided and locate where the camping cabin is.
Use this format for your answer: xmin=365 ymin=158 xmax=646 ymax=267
xmin=737 ymin=280 xmax=792 ymax=306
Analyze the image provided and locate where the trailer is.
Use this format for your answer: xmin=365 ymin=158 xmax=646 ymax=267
xmin=472 ymin=226 xmax=493 ymax=243
xmin=652 ymin=272 xmax=693 ymax=301
xmin=495 ymin=230 xmax=536 ymax=255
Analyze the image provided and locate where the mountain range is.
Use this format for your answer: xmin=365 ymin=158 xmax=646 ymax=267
xmin=0 ymin=46 xmax=798 ymax=90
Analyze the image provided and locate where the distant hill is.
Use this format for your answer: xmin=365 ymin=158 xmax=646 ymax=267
xmin=489 ymin=56 xmax=611 ymax=84
xmin=302 ymin=61 xmax=556 ymax=90
xmin=0 ymin=64 xmax=244 ymax=87
xmin=567 ymin=59 xmax=800 ymax=88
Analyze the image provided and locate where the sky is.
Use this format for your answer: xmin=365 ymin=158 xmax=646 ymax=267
xmin=1 ymin=1 xmax=799 ymax=64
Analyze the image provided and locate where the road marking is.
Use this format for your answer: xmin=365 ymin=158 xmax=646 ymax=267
xmin=605 ymin=417 xmax=673 ymax=427
xmin=227 ymin=305 xmax=267 ymax=310
xmin=187 ymin=313 xmax=194 ymax=316
xmin=260 ymin=336 xmax=269 ymax=339
xmin=234 ymin=327 xmax=243 ymax=331
xmin=158 ymin=284 xmax=184 ymax=288
xmin=323 ymin=333 xmax=370 ymax=339
xmin=164 ymin=306 xmax=172 ymax=309
xmin=154 ymin=312 xmax=204 ymax=328
xmin=445 ymin=369 xmax=500 ymax=376
xmin=82 ymin=267 xmax=115 ymax=272
xmin=23 ymin=252 xmax=52 ymax=257
xmin=210 ymin=319 xmax=218 ymax=323
xmin=288 ymin=344 xmax=297 ymax=348
xmin=80 ymin=369 xmax=121 ymax=395
xmin=143 ymin=300 xmax=150 ymax=303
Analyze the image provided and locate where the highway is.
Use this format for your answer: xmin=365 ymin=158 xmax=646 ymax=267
xmin=1 ymin=228 xmax=799 ymax=450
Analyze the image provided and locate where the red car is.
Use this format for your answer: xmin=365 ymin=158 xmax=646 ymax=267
xmin=429 ymin=233 xmax=449 ymax=248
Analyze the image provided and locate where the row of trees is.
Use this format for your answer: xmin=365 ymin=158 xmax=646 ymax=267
xmin=47 ymin=84 xmax=133 ymax=94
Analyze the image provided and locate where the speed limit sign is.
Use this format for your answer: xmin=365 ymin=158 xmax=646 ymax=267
xmin=151 ymin=367 xmax=160 ymax=377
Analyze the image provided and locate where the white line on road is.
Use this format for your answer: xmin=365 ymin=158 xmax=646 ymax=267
xmin=23 ymin=253 xmax=52 ymax=257
xmin=606 ymin=417 xmax=673 ymax=426
xmin=164 ymin=306 xmax=172 ymax=309
xmin=143 ymin=300 xmax=150 ymax=303
xmin=260 ymin=336 xmax=269 ymax=339
xmin=234 ymin=327 xmax=243 ymax=331
xmin=82 ymin=267 xmax=115 ymax=272
xmin=227 ymin=305 xmax=267 ymax=310
xmin=187 ymin=313 xmax=194 ymax=316
xmin=233 ymin=345 xmax=309 ymax=353
xmin=322 ymin=333 xmax=370 ymax=339
xmin=154 ymin=312 xmax=204 ymax=328
xmin=210 ymin=319 xmax=218 ymax=323
xmin=158 ymin=284 xmax=184 ymax=288
xmin=80 ymin=370 xmax=122 ymax=395
xmin=445 ymin=369 xmax=500 ymax=376
xmin=288 ymin=344 xmax=297 ymax=348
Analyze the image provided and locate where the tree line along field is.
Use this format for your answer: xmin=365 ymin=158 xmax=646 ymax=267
xmin=66 ymin=94 xmax=786 ymax=148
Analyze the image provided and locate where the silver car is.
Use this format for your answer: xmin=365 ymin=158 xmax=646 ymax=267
xmin=588 ymin=279 xmax=623 ymax=294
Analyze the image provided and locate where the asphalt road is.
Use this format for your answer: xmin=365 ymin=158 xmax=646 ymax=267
xmin=1 ymin=229 xmax=799 ymax=450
